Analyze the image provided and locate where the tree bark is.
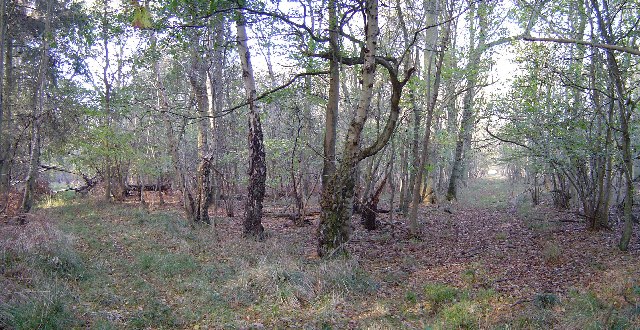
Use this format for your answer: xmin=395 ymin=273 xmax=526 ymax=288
xmin=187 ymin=30 xmax=212 ymax=224
xmin=236 ymin=11 xmax=266 ymax=238
xmin=318 ymin=0 xmax=379 ymax=257
xmin=589 ymin=0 xmax=633 ymax=250
xmin=322 ymin=0 xmax=339 ymax=189
xmin=447 ymin=0 xmax=487 ymax=201
xmin=0 ymin=0 xmax=8 ymax=207
xmin=100 ymin=1 xmax=113 ymax=202
xmin=407 ymin=10 xmax=452 ymax=236
xmin=317 ymin=0 xmax=415 ymax=256
xmin=21 ymin=0 xmax=51 ymax=212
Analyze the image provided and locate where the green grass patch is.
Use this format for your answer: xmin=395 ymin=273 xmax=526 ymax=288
xmin=424 ymin=283 xmax=460 ymax=308
xmin=0 ymin=282 xmax=78 ymax=330
xmin=0 ymin=296 xmax=76 ymax=330
xmin=434 ymin=300 xmax=479 ymax=329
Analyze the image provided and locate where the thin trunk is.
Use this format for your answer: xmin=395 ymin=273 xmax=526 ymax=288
xmin=151 ymin=32 xmax=190 ymax=219
xmin=0 ymin=0 xmax=5 ymax=180
xmin=397 ymin=135 xmax=409 ymax=213
xmin=396 ymin=1 xmax=421 ymax=211
xmin=389 ymin=138 xmax=396 ymax=223
xmin=447 ymin=0 xmax=487 ymax=201
xmin=102 ymin=1 xmax=112 ymax=202
xmin=188 ymin=31 xmax=212 ymax=224
xmin=590 ymin=0 xmax=633 ymax=250
xmin=237 ymin=11 xmax=266 ymax=238
xmin=408 ymin=9 xmax=452 ymax=236
xmin=21 ymin=0 xmax=51 ymax=212
xmin=0 ymin=3 xmax=8 ymax=206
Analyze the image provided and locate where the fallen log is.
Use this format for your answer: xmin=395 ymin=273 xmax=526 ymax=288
xmin=126 ymin=183 xmax=171 ymax=193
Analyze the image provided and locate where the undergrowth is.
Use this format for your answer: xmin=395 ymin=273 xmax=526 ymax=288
xmin=1 ymin=194 xmax=637 ymax=329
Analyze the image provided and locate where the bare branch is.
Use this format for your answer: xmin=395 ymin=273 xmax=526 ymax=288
xmin=523 ymin=36 xmax=640 ymax=56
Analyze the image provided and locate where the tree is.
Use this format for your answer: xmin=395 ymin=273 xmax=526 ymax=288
xmin=21 ymin=0 xmax=53 ymax=212
xmin=407 ymin=0 xmax=454 ymax=237
xmin=236 ymin=9 xmax=266 ymax=238
xmin=317 ymin=0 xmax=415 ymax=256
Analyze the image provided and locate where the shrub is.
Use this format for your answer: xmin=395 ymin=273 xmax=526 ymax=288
xmin=542 ymin=241 xmax=561 ymax=264
xmin=533 ymin=292 xmax=560 ymax=309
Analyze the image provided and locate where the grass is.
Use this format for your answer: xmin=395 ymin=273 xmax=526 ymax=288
xmin=458 ymin=177 xmax=528 ymax=209
xmin=3 ymin=197 xmax=382 ymax=328
xmin=1 ymin=193 xmax=638 ymax=329
xmin=424 ymin=283 xmax=460 ymax=309
xmin=501 ymin=287 xmax=640 ymax=329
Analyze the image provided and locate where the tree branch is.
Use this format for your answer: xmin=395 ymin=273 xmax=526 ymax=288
xmin=152 ymin=70 xmax=329 ymax=121
xmin=523 ymin=36 xmax=640 ymax=56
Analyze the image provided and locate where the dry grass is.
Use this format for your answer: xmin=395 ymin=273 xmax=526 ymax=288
xmin=1 ymin=184 xmax=639 ymax=329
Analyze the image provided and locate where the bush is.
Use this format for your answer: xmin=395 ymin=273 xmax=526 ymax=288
xmin=542 ymin=241 xmax=561 ymax=264
xmin=533 ymin=292 xmax=560 ymax=309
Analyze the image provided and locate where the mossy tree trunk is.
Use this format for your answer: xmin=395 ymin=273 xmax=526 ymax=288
xmin=186 ymin=30 xmax=213 ymax=224
xmin=318 ymin=0 xmax=414 ymax=256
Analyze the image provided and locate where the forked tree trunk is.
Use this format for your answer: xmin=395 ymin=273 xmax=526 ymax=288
xmin=236 ymin=11 xmax=266 ymax=238
xmin=318 ymin=0 xmax=414 ymax=257
xmin=318 ymin=0 xmax=379 ymax=257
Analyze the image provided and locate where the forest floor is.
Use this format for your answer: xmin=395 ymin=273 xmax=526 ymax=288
xmin=1 ymin=176 xmax=639 ymax=329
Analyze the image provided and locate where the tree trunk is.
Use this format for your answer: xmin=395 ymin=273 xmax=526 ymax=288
xmin=590 ymin=0 xmax=633 ymax=250
xmin=0 ymin=0 xmax=5 ymax=189
xmin=322 ymin=0 xmax=339 ymax=189
xmin=101 ymin=1 xmax=113 ymax=202
xmin=236 ymin=11 xmax=266 ymax=238
xmin=317 ymin=0 xmax=414 ymax=256
xmin=151 ymin=32 xmax=191 ymax=220
xmin=318 ymin=0 xmax=379 ymax=257
xmin=187 ymin=30 xmax=212 ymax=224
xmin=0 ymin=2 xmax=9 ymax=208
xmin=408 ymin=11 xmax=452 ymax=236
xmin=21 ymin=0 xmax=51 ymax=212
xmin=447 ymin=0 xmax=487 ymax=201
